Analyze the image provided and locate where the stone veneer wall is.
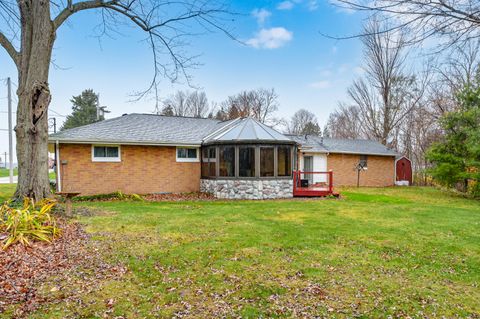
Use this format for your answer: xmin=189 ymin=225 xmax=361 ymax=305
xmin=200 ymin=179 xmax=293 ymax=200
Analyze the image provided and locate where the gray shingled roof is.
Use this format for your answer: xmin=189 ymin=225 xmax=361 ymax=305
xmin=288 ymin=134 xmax=398 ymax=156
xmin=49 ymin=114 xmax=397 ymax=156
xmin=203 ymin=117 xmax=293 ymax=144
xmin=49 ymin=113 xmax=228 ymax=145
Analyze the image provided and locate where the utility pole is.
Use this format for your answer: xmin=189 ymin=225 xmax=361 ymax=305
xmin=96 ymin=93 xmax=110 ymax=121
xmin=50 ymin=117 xmax=57 ymax=133
xmin=7 ymin=77 xmax=13 ymax=184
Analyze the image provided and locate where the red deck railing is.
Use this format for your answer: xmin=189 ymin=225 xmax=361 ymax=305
xmin=293 ymin=170 xmax=335 ymax=197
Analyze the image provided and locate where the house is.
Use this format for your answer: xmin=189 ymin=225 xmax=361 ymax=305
xmin=48 ymin=113 xmax=399 ymax=199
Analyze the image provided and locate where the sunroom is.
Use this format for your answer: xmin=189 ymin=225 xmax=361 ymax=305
xmin=199 ymin=118 xmax=296 ymax=199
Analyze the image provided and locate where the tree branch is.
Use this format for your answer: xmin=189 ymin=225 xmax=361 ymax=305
xmin=0 ymin=31 xmax=19 ymax=66
xmin=53 ymin=0 xmax=118 ymax=30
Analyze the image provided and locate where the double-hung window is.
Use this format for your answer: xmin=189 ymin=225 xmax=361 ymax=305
xmin=176 ymin=147 xmax=199 ymax=162
xmin=92 ymin=145 xmax=121 ymax=162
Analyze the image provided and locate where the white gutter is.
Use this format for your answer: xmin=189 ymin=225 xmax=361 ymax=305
xmin=48 ymin=139 xmax=201 ymax=148
xmin=56 ymin=140 xmax=61 ymax=192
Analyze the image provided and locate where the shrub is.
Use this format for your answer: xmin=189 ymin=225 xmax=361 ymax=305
xmin=0 ymin=198 xmax=61 ymax=249
xmin=73 ymin=191 xmax=144 ymax=202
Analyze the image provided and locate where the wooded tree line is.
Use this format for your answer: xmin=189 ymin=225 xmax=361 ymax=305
xmin=157 ymin=88 xmax=322 ymax=135
xmin=324 ymin=18 xmax=480 ymax=194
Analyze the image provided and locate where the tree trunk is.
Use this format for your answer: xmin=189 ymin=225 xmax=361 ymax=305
xmin=14 ymin=1 xmax=55 ymax=201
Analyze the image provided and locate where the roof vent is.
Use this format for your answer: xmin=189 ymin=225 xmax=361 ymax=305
xmin=122 ymin=113 xmax=128 ymax=116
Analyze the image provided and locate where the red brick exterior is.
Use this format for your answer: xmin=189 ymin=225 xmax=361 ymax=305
xmin=327 ymin=153 xmax=395 ymax=187
xmin=57 ymin=144 xmax=395 ymax=195
xmin=58 ymin=144 xmax=200 ymax=195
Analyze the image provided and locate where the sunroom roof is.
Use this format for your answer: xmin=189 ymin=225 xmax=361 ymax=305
xmin=203 ymin=117 xmax=293 ymax=144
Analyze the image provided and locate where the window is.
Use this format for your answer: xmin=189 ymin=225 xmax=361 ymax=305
xmin=277 ymin=146 xmax=292 ymax=176
xmin=176 ymin=147 xmax=199 ymax=162
xmin=239 ymin=146 xmax=255 ymax=177
xmin=260 ymin=147 xmax=274 ymax=177
xmin=219 ymin=146 xmax=235 ymax=177
xmin=92 ymin=145 xmax=120 ymax=162
xmin=202 ymin=147 xmax=217 ymax=177
xmin=359 ymin=155 xmax=368 ymax=169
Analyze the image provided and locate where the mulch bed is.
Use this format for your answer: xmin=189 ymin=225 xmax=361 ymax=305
xmin=0 ymin=219 xmax=127 ymax=317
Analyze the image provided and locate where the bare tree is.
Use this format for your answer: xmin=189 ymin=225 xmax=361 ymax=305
xmin=429 ymin=41 xmax=480 ymax=118
xmin=333 ymin=0 xmax=480 ymax=50
xmin=345 ymin=19 xmax=426 ymax=146
xmin=161 ymin=91 xmax=190 ymax=117
xmin=186 ymin=91 xmax=209 ymax=118
xmin=325 ymin=103 xmax=363 ymax=139
xmin=214 ymin=88 xmax=280 ymax=125
xmin=0 ymin=0 xmax=233 ymax=200
xmin=287 ymin=109 xmax=321 ymax=135
xmin=161 ymin=90 xmax=210 ymax=117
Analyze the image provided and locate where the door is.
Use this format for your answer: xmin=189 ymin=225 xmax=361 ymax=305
xmin=303 ymin=156 xmax=313 ymax=184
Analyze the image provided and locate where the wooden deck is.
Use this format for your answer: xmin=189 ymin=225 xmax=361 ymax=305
xmin=293 ymin=171 xmax=339 ymax=197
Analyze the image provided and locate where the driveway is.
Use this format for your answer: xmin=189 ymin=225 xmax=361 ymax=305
xmin=0 ymin=176 xmax=17 ymax=184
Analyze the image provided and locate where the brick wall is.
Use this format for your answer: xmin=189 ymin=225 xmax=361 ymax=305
xmin=58 ymin=144 xmax=200 ymax=195
xmin=327 ymin=153 xmax=395 ymax=187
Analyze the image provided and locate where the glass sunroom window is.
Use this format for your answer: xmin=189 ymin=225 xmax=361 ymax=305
xmin=260 ymin=147 xmax=274 ymax=177
xmin=239 ymin=146 xmax=255 ymax=177
xmin=208 ymin=148 xmax=216 ymax=176
xmin=277 ymin=146 xmax=292 ymax=176
xmin=202 ymin=147 xmax=217 ymax=177
xmin=219 ymin=146 xmax=235 ymax=177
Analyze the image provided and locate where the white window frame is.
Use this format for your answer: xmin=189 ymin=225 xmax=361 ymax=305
xmin=176 ymin=147 xmax=200 ymax=163
xmin=91 ymin=145 xmax=121 ymax=162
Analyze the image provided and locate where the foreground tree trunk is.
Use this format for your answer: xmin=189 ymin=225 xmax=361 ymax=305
xmin=14 ymin=1 xmax=54 ymax=201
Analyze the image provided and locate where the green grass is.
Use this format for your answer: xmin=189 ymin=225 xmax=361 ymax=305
xmin=0 ymin=168 xmax=17 ymax=177
xmin=0 ymin=168 xmax=55 ymax=180
xmin=1 ymin=185 xmax=479 ymax=318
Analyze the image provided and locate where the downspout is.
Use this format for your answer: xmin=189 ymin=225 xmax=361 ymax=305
xmin=56 ymin=140 xmax=61 ymax=192
xmin=394 ymin=157 xmax=400 ymax=186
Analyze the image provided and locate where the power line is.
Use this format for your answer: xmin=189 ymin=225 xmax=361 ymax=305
xmin=50 ymin=108 xmax=67 ymax=117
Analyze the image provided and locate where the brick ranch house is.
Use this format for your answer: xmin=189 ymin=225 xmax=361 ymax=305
xmin=48 ymin=114 xmax=404 ymax=199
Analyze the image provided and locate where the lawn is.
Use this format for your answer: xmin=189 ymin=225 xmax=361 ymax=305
xmin=1 ymin=185 xmax=479 ymax=318
xmin=0 ymin=169 xmax=55 ymax=179
xmin=0 ymin=168 xmax=17 ymax=177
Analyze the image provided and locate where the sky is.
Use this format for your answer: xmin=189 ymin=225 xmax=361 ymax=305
xmin=0 ymin=0 xmax=366 ymax=165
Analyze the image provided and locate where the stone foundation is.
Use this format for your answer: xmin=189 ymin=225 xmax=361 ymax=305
xmin=200 ymin=179 xmax=293 ymax=200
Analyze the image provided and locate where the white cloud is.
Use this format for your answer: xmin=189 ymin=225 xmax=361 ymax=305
xmin=309 ymin=80 xmax=331 ymax=89
xmin=277 ymin=1 xmax=295 ymax=10
xmin=307 ymin=0 xmax=319 ymax=11
xmin=247 ymin=27 xmax=293 ymax=49
xmin=251 ymin=8 xmax=271 ymax=25
xmin=353 ymin=66 xmax=365 ymax=75
xmin=331 ymin=46 xmax=338 ymax=54
xmin=320 ymin=69 xmax=333 ymax=77
xmin=328 ymin=0 xmax=355 ymax=14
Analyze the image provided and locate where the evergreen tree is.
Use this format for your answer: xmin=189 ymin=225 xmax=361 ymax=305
xmin=427 ymin=77 xmax=480 ymax=196
xmin=61 ymin=89 xmax=102 ymax=131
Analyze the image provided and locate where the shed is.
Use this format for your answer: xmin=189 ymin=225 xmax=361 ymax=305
xmin=395 ymin=156 xmax=412 ymax=185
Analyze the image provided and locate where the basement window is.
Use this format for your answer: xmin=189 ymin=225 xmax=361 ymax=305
xmin=176 ymin=147 xmax=199 ymax=162
xmin=92 ymin=145 xmax=121 ymax=162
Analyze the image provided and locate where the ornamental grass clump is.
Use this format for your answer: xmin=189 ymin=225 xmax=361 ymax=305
xmin=0 ymin=198 xmax=61 ymax=249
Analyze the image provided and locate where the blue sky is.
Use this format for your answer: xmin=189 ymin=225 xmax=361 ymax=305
xmin=0 ymin=0 xmax=366 ymax=163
